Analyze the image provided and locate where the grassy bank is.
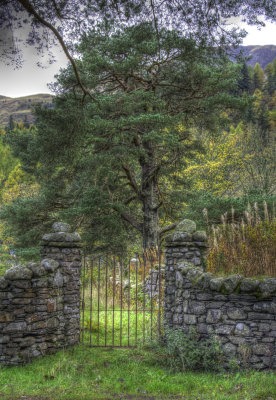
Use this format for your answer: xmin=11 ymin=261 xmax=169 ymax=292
xmin=0 ymin=345 xmax=275 ymax=400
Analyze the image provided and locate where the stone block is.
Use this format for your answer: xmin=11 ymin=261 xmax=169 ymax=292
xmin=0 ymin=313 xmax=14 ymax=323
xmin=206 ymin=309 xmax=222 ymax=324
xmin=260 ymin=279 xmax=276 ymax=294
xmin=240 ymin=278 xmax=260 ymax=293
xmin=183 ymin=314 xmax=197 ymax=324
xmin=52 ymin=222 xmax=72 ymax=232
xmin=0 ymin=277 xmax=8 ymax=289
xmin=41 ymin=258 xmax=59 ymax=273
xmin=196 ymin=292 xmax=213 ymax=301
xmin=234 ymin=323 xmax=251 ymax=336
xmin=28 ymin=263 xmax=47 ymax=277
xmin=191 ymin=257 xmax=201 ymax=266
xmin=227 ymin=308 xmax=247 ymax=320
xmin=189 ymin=301 xmax=206 ymax=315
xmin=223 ymin=274 xmax=242 ymax=293
xmin=215 ymin=325 xmax=234 ymax=335
xmin=223 ymin=342 xmax=237 ymax=354
xmin=4 ymin=265 xmax=33 ymax=281
xmin=175 ymin=219 xmax=196 ymax=233
xmin=253 ymin=344 xmax=272 ymax=356
xmin=42 ymin=232 xmax=81 ymax=243
xmin=3 ymin=321 xmax=27 ymax=333
xmin=209 ymin=277 xmax=224 ymax=292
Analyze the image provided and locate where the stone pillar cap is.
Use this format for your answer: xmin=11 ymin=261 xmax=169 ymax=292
xmin=52 ymin=222 xmax=72 ymax=233
xmin=175 ymin=219 xmax=196 ymax=233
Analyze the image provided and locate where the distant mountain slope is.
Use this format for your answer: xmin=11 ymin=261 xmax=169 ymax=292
xmin=238 ymin=45 xmax=276 ymax=69
xmin=1 ymin=46 xmax=276 ymax=127
xmin=0 ymin=93 xmax=53 ymax=127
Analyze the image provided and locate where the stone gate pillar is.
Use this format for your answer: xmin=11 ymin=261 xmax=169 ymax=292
xmin=164 ymin=219 xmax=208 ymax=328
xmin=0 ymin=222 xmax=82 ymax=365
xmin=40 ymin=222 xmax=82 ymax=346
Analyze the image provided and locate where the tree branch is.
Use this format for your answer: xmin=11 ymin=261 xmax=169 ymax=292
xmin=113 ymin=206 xmax=143 ymax=232
xmin=121 ymin=163 xmax=141 ymax=197
xmin=159 ymin=223 xmax=177 ymax=236
xmin=17 ymin=0 xmax=94 ymax=102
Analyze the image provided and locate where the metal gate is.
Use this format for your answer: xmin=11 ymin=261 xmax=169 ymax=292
xmin=80 ymin=251 xmax=164 ymax=347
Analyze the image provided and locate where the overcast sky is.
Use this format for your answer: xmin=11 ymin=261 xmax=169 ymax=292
xmin=1 ymin=20 xmax=276 ymax=98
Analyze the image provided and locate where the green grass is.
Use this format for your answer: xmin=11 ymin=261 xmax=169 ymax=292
xmin=81 ymin=276 xmax=163 ymax=347
xmin=0 ymin=345 xmax=275 ymax=400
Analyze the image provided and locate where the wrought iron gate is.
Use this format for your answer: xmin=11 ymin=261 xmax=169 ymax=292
xmin=80 ymin=251 xmax=164 ymax=347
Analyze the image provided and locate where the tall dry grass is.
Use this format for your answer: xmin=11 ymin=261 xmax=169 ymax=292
xmin=206 ymin=201 xmax=276 ymax=277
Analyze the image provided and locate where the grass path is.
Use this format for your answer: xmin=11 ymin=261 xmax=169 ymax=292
xmin=0 ymin=345 xmax=275 ymax=400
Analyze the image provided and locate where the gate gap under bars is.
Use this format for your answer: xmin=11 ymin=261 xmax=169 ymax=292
xmin=81 ymin=250 xmax=164 ymax=347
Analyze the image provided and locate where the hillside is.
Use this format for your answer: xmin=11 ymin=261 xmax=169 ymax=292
xmin=0 ymin=46 xmax=275 ymax=128
xmin=238 ymin=45 xmax=276 ymax=69
xmin=0 ymin=93 xmax=53 ymax=127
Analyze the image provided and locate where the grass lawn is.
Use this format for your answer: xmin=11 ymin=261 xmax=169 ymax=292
xmin=0 ymin=344 xmax=275 ymax=400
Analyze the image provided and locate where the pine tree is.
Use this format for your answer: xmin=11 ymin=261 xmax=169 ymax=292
xmin=238 ymin=62 xmax=251 ymax=93
xmin=264 ymin=63 xmax=274 ymax=95
xmin=2 ymin=23 xmax=242 ymax=251
xmin=253 ymin=63 xmax=264 ymax=91
xmin=8 ymin=115 xmax=15 ymax=130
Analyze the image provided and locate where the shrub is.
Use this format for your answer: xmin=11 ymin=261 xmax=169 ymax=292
xmin=207 ymin=201 xmax=276 ymax=277
xmin=147 ymin=327 xmax=225 ymax=372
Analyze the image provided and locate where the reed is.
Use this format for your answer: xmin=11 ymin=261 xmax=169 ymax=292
xmin=206 ymin=201 xmax=276 ymax=277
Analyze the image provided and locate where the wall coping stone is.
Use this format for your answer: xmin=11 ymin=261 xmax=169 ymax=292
xmin=52 ymin=222 xmax=72 ymax=233
xmin=40 ymin=241 xmax=83 ymax=248
xmin=176 ymin=262 xmax=276 ymax=298
xmin=165 ymin=220 xmax=208 ymax=248
xmin=4 ymin=265 xmax=33 ymax=281
xmin=42 ymin=232 xmax=81 ymax=243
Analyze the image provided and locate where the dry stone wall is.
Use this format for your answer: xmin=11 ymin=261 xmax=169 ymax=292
xmin=164 ymin=219 xmax=276 ymax=370
xmin=0 ymin=222 xmax=82 ymax=365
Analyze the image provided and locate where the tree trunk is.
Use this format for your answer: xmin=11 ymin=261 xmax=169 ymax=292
xmin=141 ymin=142 xmax=159 ymax=250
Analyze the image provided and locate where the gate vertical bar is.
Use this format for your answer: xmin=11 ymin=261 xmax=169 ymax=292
xmin=97 ymin=258 xmax=100 ymax=345
xmin=127 ymin=259 xmax=130 ymax=347
xmin=112 ymin=256 xmax=115 ymax=346
xmin=142 ymin=253 xmax=146 ymax=344
xmin=135 ymin=256 xmax=138 ymax=346
xmin=150 ymin=255 xmax=153 ymax=340
xmin=81 ymin=250 xmax=86 ymax=344
xmin=120 ymin=256 xmax=123 ymax=347
xmin=158 ymin=246 xmax=161 ymax=336
xmin=89 ymin=259 xmax=93 ymax=346
xmin=105 ymin=257 xmax=108 ymax=346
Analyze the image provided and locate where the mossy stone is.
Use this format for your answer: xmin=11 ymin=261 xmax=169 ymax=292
xmin=0 ymin=277 xmax=8 ymax=289
xmin=192 ymin=231 xmax=207 ymax=241
xmin=4 ymin=265 xmax=33 ymax=281
xmin=223 ymin=274 xmax=242 ymax=293
xmin=52 ymin=222 xmax=72 ymax=233
xmin=260 ymin=278 xmax=276 ymax=294
xmin=175 ymin=219 xmax=196 ymax=234
xmin=240 ymin=278 xmax=260 ymax=293
xmin=42 ymin=232 xmax=81 ymax=242
xmin=41 ymin=258 xmax=59 ymax=273
xmin=209 ymin=277 xmax=224 ymax=292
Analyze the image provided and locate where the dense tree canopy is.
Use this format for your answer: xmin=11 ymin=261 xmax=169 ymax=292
xmin=1 ymin=22 xmax=245 ymax=251
xmin=1 ymin=0 xmax=276 ymax=94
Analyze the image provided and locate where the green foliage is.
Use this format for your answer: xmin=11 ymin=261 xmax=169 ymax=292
xmin=148 ymin=327 xmax=225 ymax=372
xmin=0 ymin=129 xmax=18 ymax=200
xmin=1 ymin=22 xmax=243 ymax=251
xmin=181 ymin=191 xmax=276 ymax=229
